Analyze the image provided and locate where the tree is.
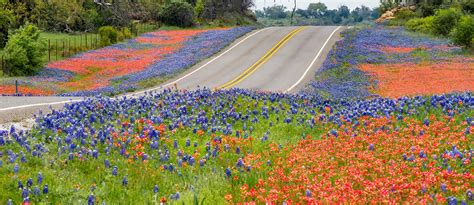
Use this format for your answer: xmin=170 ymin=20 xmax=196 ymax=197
xmin=295 ymin=9 xmax=309 ymax=18
xmin=0 ymin=0 xmax=14 ymax=48
xmin=432 ymin=8 xmax=462 ymax=36
xmin=451 ymin=15 xmax=474 ymax=48
xmin=2 ymin=24 xmax=46 ymax=76
xmin=307 ymin=2 xmax=327 ymax=18
xmin=338 ymin=5 xmax=350 ymax=18
xmin=263 ymin=5 xmax=287 ymax=19
xmin=255 ymin=10 xmax=265 ymax=18
xmin=160 ymin=2 xmax=195 ymax=27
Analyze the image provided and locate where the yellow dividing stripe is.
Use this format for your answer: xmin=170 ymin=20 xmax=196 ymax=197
xmin=216 ymin=26 xmax=306 ymax=90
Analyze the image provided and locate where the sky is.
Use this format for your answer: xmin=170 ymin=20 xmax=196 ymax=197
xmin=253 ymin=0 xmax=380 ymax=10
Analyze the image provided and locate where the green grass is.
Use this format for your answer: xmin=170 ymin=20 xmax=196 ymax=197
xmin=39 ymin=23 xmax=160 ymax=62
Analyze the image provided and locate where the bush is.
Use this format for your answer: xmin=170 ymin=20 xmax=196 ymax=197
xmin=405 ymin=16 xmax=434 ymax=33
xmin=98 ymin=26 xmax=118 ymax=47
xmin=395 ymin=8 xmax=418 ymax=20
xmin=122 ymin=27 xmax=132 ymax=39
xmin=432 ymin=8 xmax=462 ymax=36
xmin=451 ymin=15 xmax=474 ymax=48
xmin=159 ymin=2 xmax=195 ymax=27
xmin=2 ymin=24 xmax=46 ymax=76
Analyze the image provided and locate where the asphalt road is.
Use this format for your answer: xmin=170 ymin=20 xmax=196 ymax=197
xmin=0 ymin=26 xmax=343 ymax=123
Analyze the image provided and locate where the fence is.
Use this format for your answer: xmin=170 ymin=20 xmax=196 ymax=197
xmin=1 ymin=23 xmax=158 ymax=78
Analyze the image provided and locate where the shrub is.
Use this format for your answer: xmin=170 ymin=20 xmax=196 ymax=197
xmin=99 ymin=26 xmax=118 ymax=47
xmin=122 ymin=27 xmax=132 ymax=39
xmin=451 ymin=15 xmax=474 ymax=48
xmin=2 ymin=24 xmax=46 ymax=76
xmin=405 ymin=16 xmax=434 ymax=33
xmin=432 ymin=8 xmax=462 ymax=36
xmin=159 ymin=2 xmax=195 ymax=27
xmin=395 ymin=8 xmax=418 ymax=20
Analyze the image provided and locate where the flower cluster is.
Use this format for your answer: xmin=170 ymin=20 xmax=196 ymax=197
xmin=0 ymin=88 xmax=472 ymax=203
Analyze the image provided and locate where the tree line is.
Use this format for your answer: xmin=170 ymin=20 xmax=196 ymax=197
xmin=255 ymin=3 xmax=380 ymax=25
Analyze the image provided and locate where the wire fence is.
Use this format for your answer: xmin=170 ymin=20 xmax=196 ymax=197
xmin=1 ymin=23 xmax=158 ymax=78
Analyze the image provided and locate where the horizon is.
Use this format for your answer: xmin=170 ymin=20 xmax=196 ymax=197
xmin=252 ymin=0 xmax=380 ymax=10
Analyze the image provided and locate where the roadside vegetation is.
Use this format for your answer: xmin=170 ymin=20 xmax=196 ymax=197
xmin=255 ymin=3 xmax=380 ymax=26
xmin=0 ymin=0 xmax=256 ymax=78
xmin=383 ymin=0 xmax=473 ymax=49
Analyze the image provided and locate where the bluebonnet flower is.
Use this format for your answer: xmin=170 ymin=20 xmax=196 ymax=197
xmin=37 ymin=172 xmax=43 ymax=184
xmin=13 ymin=163 xmax=19 ymax=173
xmin=33 ymin=187 xmax=40 ymax=196
xmin=441 ymin=183 xmax=447 ymax=193
xmin=306 ymin=189 xmax=312 ymax=197
xmin=27 ymin=178 xmax=33 ymax=187
xmin=447 ymin=197 xmax=457 ymax=205
xmin=122 ymin=176 xmax=128 ymax=186
xmin=88 ymin=194 xmax=95 ymax=205
xmin=112 ymin=166 xmax=118 ymax=176
xmin=104 ymin=159 xmax=110 ymax=168
xmin=153 ymin=185 xmax=159 ymax=194
xmin=22 ymin=188 xmax=29 ymax=198
xmin=236 ymin=158 xmax=244 ymax=168
xmin=43 ymin=184 xmax=48 ymax=194
xmin=225 ymin=167 xmax=231 ymax=178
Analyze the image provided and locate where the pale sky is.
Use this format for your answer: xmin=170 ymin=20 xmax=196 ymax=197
xmin=253 ymin=0 xmax=380 ymax=10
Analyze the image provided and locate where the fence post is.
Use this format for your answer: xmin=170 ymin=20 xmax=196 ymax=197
xmin=55 ymin=39 xmax=58 ymax=61
xmin=85 ymin=33 xmax=88 ymax=49
xmin=1 ymin=55 xmax=4 ymax=76
xmin=48 ymin=39 xmax=51 ymax=62
xmin=15 ymin=80 xmax=18 ymax=95
xmin=80 ymin=34 xmax=83 ymax=51
xmin=62 ymin=40 xmax=65 ymax=57
xmin=68 ymin=39 xmax=71 ymax=57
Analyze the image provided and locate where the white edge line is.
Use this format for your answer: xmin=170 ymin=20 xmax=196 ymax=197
xmin=128 ymin=27 xmax=270 ymax=96
xmin=0 ymin=99 xmax=83 ymax=112
xmin=1 ymin=28 xmax=269 ymax=112
xmin=284 ymin=26 xmax=342 ymax=93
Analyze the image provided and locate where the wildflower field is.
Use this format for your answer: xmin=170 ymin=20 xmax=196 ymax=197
xmin=0 ymin=26 xmax=473 ymax=204
xmin=0 ymin=27 xmax=253 ymax=96
xmin=0 ymin=89 xmax=472 ymax=204
xmin=307 ymin=26 xmax=474 ymax=99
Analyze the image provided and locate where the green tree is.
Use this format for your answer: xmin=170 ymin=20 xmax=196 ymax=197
xmin=0 ymin=0 xmax=14 ymax=48
xmin=307 ymin=2 xmax=327 ymax=18
xmin=451 ymin=15 xmax=474 ymax=48
xmin=338 ymin=5 xmax=350 ymax=18
xmin=432 ymin=8 xmax=462 ymax=36
xmin=2 ymin=24 xmax=46 ymax=76
xmin=160 ymin=2 xmax=195 ymax=27
xmin=263 ymin=5 xmax=287 ymax=19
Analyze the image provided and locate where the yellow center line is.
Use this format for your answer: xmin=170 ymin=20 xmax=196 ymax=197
xmin=216 ymin=26 xmax=306 ymax=90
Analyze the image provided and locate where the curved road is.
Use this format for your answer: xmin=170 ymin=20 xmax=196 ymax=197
xmin=0 ymin=26 xmax=343 ymax=123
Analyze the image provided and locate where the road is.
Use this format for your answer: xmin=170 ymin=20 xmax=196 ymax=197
xmin=0 ymin=26 xmax=343 ymax=123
